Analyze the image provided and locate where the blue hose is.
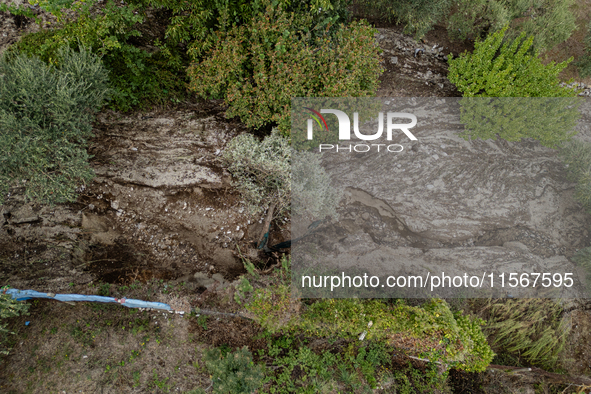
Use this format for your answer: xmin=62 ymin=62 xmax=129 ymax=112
xmin=2 ymin=288 xmax=172 ymax=311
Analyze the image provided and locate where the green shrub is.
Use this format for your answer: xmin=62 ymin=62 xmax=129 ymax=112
xmin=448 ymin=0 xmax=576 ymax=53
xmin=457 ymin=97 xmax=580 ymax=148
xmin=0 ymin=46 xmax=109 ymax=204
xmin=203 ymin=346 xmax=264 ymax=394
xmin=9 ymin=0 xmax=186 ymax=111
xmin=1 ymin=292 xmax=30 ymax=355
xmin=481 ymin=298 xmax=569 ymax=370
xmin=221 ymin=130 xmax=291 ymax=217
xmin=448 ymin=26 xmax=576 ymax=98
xmin=188 ymin=2 xmax=382 ymax=134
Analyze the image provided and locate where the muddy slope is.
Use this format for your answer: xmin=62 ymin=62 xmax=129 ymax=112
xmin=0 ymin=101 xmax=289 ymax=293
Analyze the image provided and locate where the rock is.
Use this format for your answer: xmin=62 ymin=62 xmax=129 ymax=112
xmin=212 ymin=273 xmax=225 ymax=283
xmin=101 ymin=163 xmax=223 ymax=189
xmin=81 ymin=213 xmax=109 ymax=232
xmin=193 ymin=272 xmax=215 ymax=288
xmin=212 ymin=249 xmax=239 ymax=270
xmin=503 ymin=241 xmax=530 ymax=253
xmin=151 ymin=118 xmax=174 ymax=126
xmin=8 ymin=205 xmax=40 ymax=224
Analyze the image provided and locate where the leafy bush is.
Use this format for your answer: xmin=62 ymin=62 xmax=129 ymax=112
xmin=9 ymin=0 xmax=186 ymax=111
xmin=0 ymin=46 xmax=109 ymax=204
xmin=448 ymin=26 xmax=576 ymax=97
xmin=222 ymin=130 xmax=342 ymax=222
xmin=188 ymin=2 xmax=382 ymax=134
xmin=221 ymin=130 xmax=291 ymax=217
xmin=203 ymin=346 xmax=264 ymax=394
xmin=457 ymin=97 xmax=580 ymax=148
xmin=448 ymin=0 xmax=576 ymax=53
xmin=1 ymin=292 xmax=30 ymax=355
xmin=481 ymin=298 xmax=569 ymax=370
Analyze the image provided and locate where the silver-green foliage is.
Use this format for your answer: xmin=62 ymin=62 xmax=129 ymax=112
xmin=1 ymin=294 xmax=30 ymax=355
xmin=222 ymin=131 xmax=342 ymax=222
xmin=221 ymin=130 xmax=291 ymax=217
xmin=356 ymin=0 xmax=575 ymax=51
xmin=292 ymin=150 xmax=342 ymax=223
xmin=0 ymin=46 xmax=110 ymax=204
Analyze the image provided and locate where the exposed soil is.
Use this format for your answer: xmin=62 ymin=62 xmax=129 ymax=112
xmin=373 ymin=23 xmax=472 ymax=97
xmin=0 ymin=99 xmax=294 ymax=296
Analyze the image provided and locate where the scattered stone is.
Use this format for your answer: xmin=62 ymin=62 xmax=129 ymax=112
xmin=193 ymin=272 xmax=215 ymax=288
xmin=8 ymin=205 xmax=40 ymax=224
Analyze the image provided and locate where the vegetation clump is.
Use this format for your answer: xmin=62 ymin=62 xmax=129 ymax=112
xmin=447 ymin=0 xmax=576 ymax=53
xmin=0 ymin=46 xmax=109 ymax=204
xmin=577 ymin=21 xmax=591 ymax=78
xmin=188 ymin=2 xmax=383 ymax=135
xmin=240 ymin=258 xmax=494 ymax=373
xmin=480 ymin=298 xmax=569 ymax=370
xmin=221 ymin=130 xmax=291 ymax=217
xmin=203 ymin=346 xmax=264 ymax=394
xmin=357 ymin=0 xmax=451 ymax=39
